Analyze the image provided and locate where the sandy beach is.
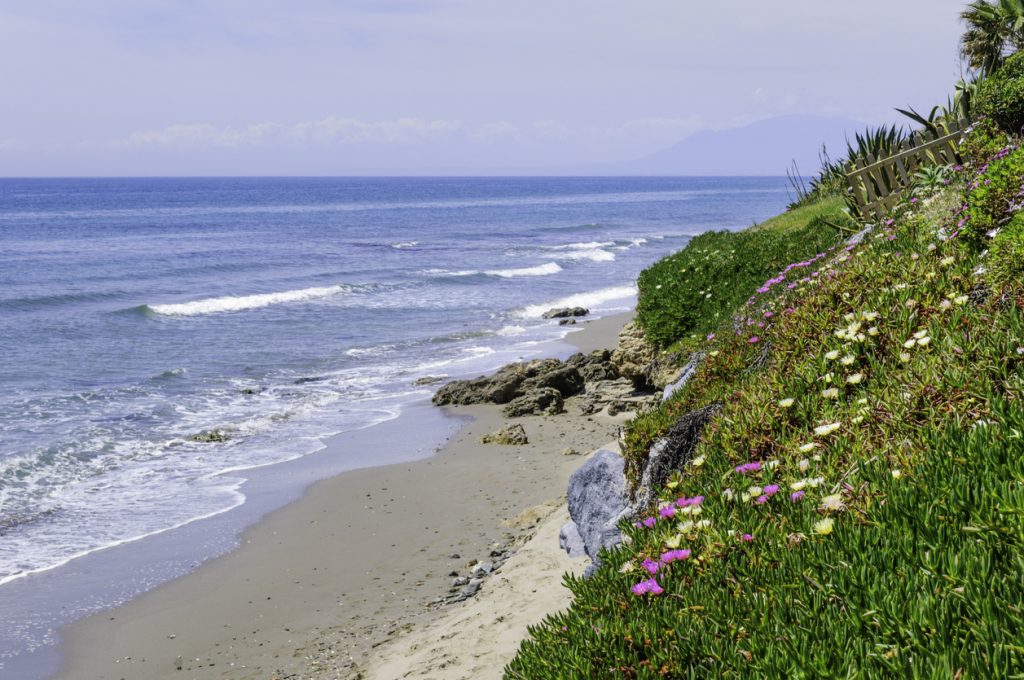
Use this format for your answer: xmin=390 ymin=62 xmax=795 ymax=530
xmin=53 ymin=312 xmax=633 ymax=680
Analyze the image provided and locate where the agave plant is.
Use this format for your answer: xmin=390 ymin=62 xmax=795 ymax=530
xmin=912 ymin=164 xmax=955 ymax=198
xmin=896 ymin=78 xmax=980 ymax=133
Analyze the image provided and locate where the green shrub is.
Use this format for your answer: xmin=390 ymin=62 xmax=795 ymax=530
xmin=635 ymin=199 xmax=846 ymax=349
xmin=960 ymin=116 xmax=1012 ymax=168
xmin=961 ymin=145 xmax=1024 ymax=245
xmin=989 ymin=211 xmax=1024 ymax=295
xmin=976 ymin=51 xmax=1024 ymax=134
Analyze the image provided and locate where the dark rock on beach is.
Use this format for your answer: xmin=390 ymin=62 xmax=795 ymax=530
xmin=542 ymin=306 xmax=589 ymax=319
xmin=480 ymin=423 xmax=529 ymax=445
xmin=502 ymin=387 xmax=564 ymax=417
xmin=413 ymin=375 xmax=446 ymax=386
xmin=432 ymin=358 xmax=583 ymax=407
xmin=189 ymin=429 xmax=229 ymax=443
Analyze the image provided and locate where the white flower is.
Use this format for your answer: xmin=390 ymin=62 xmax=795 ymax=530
xmin=690 ymin=455 xmax=705 ymax=468
xmin=900 ymin=352 xmax=912 ymax=363
xmin=765 ymin=460 xmax=780 ymax=470
xmin=844 ymin=313 xmax=856 ymax=323
xmin=778 ymin=398 xmax=795 ymax=408
xmin=825 ymin=350 xmax=840 ymax=360
xmin=903 ymin=339 xmax=917 ymax=349
xmin=820 ymin=494 xmax=845 ymax=512
xmin=790 ymin=479 xmax=808 ymax=491
xmin=940 ymin=256 xmax=955 ymax=267
xmin=868 ymin=326 xmax=879 ymax=336
xmin=822 ymin=387 xmax=839 ymax=399
xmin=822 ymin=372 xmax=834 ymax=384
xmin=814 ymin=422 xmax=841 ymax=436
xmin=709 ymin=350 xmax=720 ymax=357
xmin=722 ymin=488 xmax=735 ymax=501
xmin=798 ymin=442 xmax=816 ymax=453
xmin=807 ymin=476 xmax=825 ymax=488
xmin=798 ymin=458 xmax=810 ymax=472
xmin=841 ymin=355 xmax=856 ymax=366
xmin=677 ymin=521 xmax=694 ymax=533
xmin=891 ymin=469 xmax=902 ymax=479
xmin=814 ymin=518 xmax=834 ymax=535
xmin=747 ymin=486 xmax=763 ymax=497
xmin=847 ymin=373 xmax=863 ymax=385
xmin=940 ymin=299 xmax=952 ymax=311
xmin=917 ymin=336 xmax=931 ymax=347
xmin=954 ymin=295 xmax=969 ymax=305
xmin=913 ymin=330 xmax=928 ymax=339
xmin=862 ymin=311 xmax=879 ymax=322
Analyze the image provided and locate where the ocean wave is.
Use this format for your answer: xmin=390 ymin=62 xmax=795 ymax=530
xmin=391 ymin=241 xmax=418 ymax=249
xmin=145 ymin=285 xmax=353 ymax=316
xmin=516 ymin=285 xmax=638 ymax=318
xmin=556 ymin=249 xmax=616 ymax=263
xmin=484 ymin=262 xmax=562 ymax=278
xmin=420 ymin=268 xmax=481 ymax=278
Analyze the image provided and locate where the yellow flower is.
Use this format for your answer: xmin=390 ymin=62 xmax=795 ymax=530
xmin=862 ymin=311 xmax=879 ymax=322
xmin=814 ymin=518 xmax=834 ymax=535
xmin=891 ymin=469 xmax=902 ymax=479
xmin=940 ymin=256 xmax=955 ymax=267
xmin=690 ymin=455 xmax=705 ymax=468
xmin=709 ymin=350 xmax=720 ymax=357
xmin=954 ymin=295 xmax=969 ymax=305
xmin=867 ymin=326 xmax=879 ymax=336
xmin=778 ymin=398 xmax=795 ymax=408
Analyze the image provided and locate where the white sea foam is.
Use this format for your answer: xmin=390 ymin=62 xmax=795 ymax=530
xmin=391 ymin=241 xmax=418 ymax=249
xmin=484 ymin=262 xmax=562 ymax=278
xmin=497 ymin=325 xmax=527 ymax=336
xmin=557 ymin=249 xmax=616 ymax=262
xmin=421 ymin=268 xmax=480 ymax=277
xmin=516 ymin=285 xmax=638 ymax=319
xmin=148 ymin=285 xmax=351 ymax=316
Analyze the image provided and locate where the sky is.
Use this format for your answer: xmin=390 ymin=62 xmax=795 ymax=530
xmin=0 ymin=0 xmax=972 ymax=176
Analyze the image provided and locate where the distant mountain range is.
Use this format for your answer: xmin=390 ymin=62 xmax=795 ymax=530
xmin=604 ymin=114 xmax=869 ymax=176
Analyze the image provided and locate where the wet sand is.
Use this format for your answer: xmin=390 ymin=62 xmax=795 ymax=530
xmin=54 ymin=312 xmax=632 ymax=679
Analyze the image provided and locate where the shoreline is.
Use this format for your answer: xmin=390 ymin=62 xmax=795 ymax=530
xmin=50 ymin=311 xmax=634 ymax=680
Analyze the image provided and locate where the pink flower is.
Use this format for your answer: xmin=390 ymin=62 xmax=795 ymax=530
xmin=790 ymin=490 xmax=805 ymax=502
xmin=749 ymin=336 xmax=760 ymax=344
xmin=641 ymin=558 xmax=659 ymax=574
xmin=660 ymin=549 xmax=691 ymax=564
xmin=642 ymin=516 xmax=656 ymax=528
xmin=631 ymin=578 xmax=664 ymax=596
xmin=755 ymin=495 xmax=769 ymax=504
xmin=762 ymin=484 xmax=779 ymax=496
xmin=734 ymin=462 xmax=762 ymax=475
xmin=740 ymin=533 xmax=754 ymax=543
xmin=659 ymin=505 xmax=676 ymax=519
xmin=706 ymin=333 xmax=715 ymax=341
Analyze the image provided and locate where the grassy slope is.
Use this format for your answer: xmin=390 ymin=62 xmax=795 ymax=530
xmin=507 ymin=171 xmax=1024 ymax=677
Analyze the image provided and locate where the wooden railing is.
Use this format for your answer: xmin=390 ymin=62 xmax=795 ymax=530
xmin=845 ymin=120 xmax=967 ymax=221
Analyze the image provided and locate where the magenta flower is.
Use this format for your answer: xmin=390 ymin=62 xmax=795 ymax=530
xmin=764 ymin=311 xmax=774 ymax=318
xmin=749 ymin=336 xmax=760 ymax=344
xmin=706 ymin=333 xmax=715 ymax=341
xmin=631 ymin=578 xmax=664 ymax=596
xmin=755 ymin=494 xmax=769 ymax=504
xmin=762 ymin=484 xmax=779 ymax=496
xmin=641 ymin=558 xmax=659 ymax=574
xmin=741 ymin=533 xmax=754 ymax=543
xmin=642 ymin=516 xmax=656 ymax=529
xmin=790 ymin=490 xmax=805 ymax=502
xmin=660 ymin=549 xmax=691 ymax=564
xmin=734 ymin=461 xmax=762 ymax=475
xmin=659 ymin=505 xmax=676 ymax=519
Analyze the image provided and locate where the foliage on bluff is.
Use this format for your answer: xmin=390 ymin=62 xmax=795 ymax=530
xmin=507 ymin=128 xmax=1024 ymax=677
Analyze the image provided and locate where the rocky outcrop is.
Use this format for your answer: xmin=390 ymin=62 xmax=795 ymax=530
xmin=432 ymin=358 xmax=580 ymax=406
xmin=542 ymin=306 xmax=589 ymax=319
xmin=661 ymin=352 xmax=704 ymax=402
xmin=565 ymin=449 xmax=631 ymax=568
xmin=631 ymin=403 xmax=722 ymax=511
xmin=558 ymin=521 xmax=586 ymax=557
xmin=576 ymin=378 xmax=658 ymax=416
xmin=610 ymin=321 xmax=656 ymax=389
xmin=480 ymin=423 xmax=529 ymax=445
xmin=502 ymin=387 xmax=564 ymax=417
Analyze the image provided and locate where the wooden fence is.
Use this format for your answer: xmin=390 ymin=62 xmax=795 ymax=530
xmin=845 ymin=120 xmax=967 ymax=221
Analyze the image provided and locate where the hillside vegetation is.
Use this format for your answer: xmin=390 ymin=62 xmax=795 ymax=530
xmin=507 ymin=35 xmax=1024 ymax=678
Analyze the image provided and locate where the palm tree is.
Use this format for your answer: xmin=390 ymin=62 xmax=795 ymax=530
xmin=961 ymin=0 xmax=1024 ymax=76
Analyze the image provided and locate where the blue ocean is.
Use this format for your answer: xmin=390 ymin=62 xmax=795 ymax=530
xmin=0 ymin=176 xmax=790 ymax=670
